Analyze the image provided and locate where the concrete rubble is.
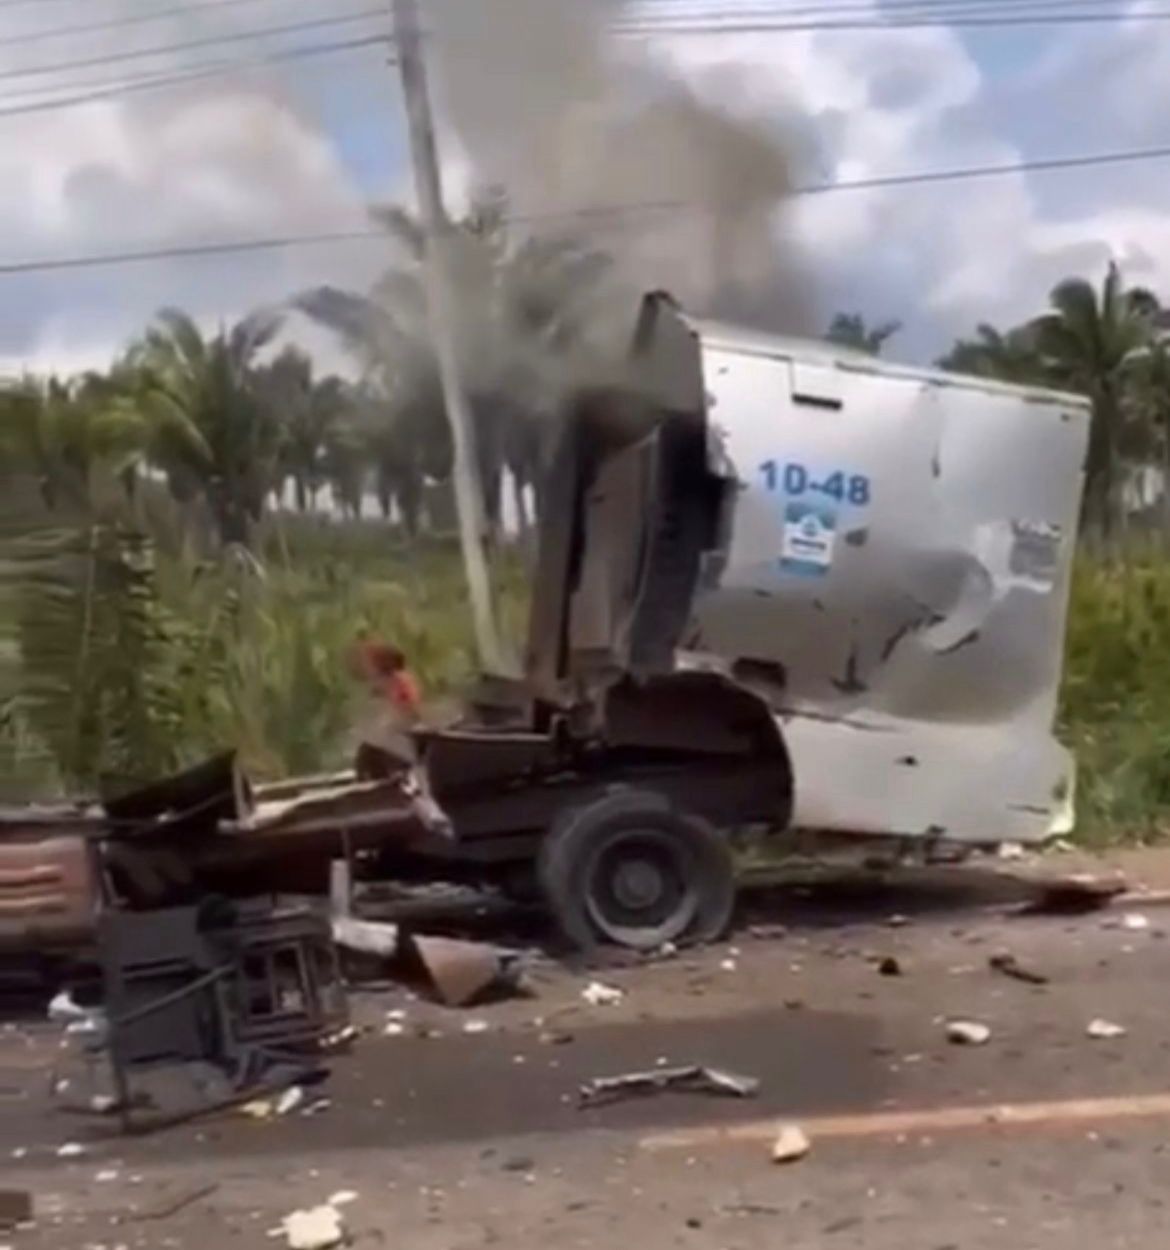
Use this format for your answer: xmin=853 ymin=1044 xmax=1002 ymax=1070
xmin=946 ymin=1020 xmax=992 ymax=1046
xmin=771 ymin=1124 xmax=811 ymax=1164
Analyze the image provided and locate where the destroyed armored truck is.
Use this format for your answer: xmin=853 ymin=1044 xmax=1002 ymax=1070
xmin=0 ymin=293 xmax=1091 ymax=957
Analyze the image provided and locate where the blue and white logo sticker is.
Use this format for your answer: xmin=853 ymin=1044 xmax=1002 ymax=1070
xmin=780 ymin=501 xmax=836 ymax=577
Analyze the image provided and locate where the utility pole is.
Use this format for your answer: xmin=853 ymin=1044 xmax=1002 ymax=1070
xmin=391 ymin=0 xmax=506 ymax=674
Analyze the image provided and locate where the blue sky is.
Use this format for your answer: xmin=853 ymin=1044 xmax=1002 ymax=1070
xmin=0 ymin=0 xmax=1166 ymax=372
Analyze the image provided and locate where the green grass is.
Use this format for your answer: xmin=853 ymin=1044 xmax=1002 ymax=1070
xmin=1059 ymin=550 xmax=1170 ymax=845
xmin=1 ymin=515 xmax=529 ymax=797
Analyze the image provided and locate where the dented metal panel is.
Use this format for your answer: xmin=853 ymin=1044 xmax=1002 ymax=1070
xmin=682 ymin=320 xmax=1089 ymax=844
xmin=0 ymin=834 xmax=99 ymax=951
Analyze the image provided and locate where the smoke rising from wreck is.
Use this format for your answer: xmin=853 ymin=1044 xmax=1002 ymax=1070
xmin=426 ymin=0 xmax=811 ymax=341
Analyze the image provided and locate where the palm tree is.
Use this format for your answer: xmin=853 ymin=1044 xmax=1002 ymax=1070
xmin=1123 ymin=334 xmax=1170 ymax=533
xmin=261 ymin=347 xmax=351 ymax=513
xmin=128 ymin=308 xmax=285 ymax=547
xmin=826 ymin=313 xmax=902 ymax=356
xmin=298 ymin=190 xmax=613 ymax=535
xmin=1028 ymin=263 xmax=1158 ymax=539
xmin=0 ymin=372 xmax=170 ymax=515
xmin=935 ymin=323 xmax=1047 ymax=384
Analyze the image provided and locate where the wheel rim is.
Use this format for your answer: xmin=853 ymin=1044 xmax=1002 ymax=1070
xmin=584 ymin=827 xmax=700 ymax=948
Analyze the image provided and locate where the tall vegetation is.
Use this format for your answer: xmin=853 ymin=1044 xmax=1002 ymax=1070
xmin=938 ymin=262 xmax=1168 ymax=542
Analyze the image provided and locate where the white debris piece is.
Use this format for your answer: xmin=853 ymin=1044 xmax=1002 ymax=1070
xmin=89 ymin=1095 xmax=117 ymax=1114
xmin=771 ymin=1124 xmax=811 ymax=1164
xmin=946 ymin=1020 xmax=992 ymax=1046
xmin=56 ymin=1142 xmax=85 ymax=1158
xmin=997 ymin=842 xmax=1026 ymax=861
xmin=275 ymin=1086 xmax=305 ymax=1117
xmin=241 ymin=1098 xmax=275 ymax=1120
xmin=1121 ymin=913 xmax=1150 ymax=932
xmin=48 ymin=990 xmax=88 ymax=1022
xmin=383 ymin=1022 xmax=406 ymax=1037
xmin=1087 ymin=1018 xmax=1127 ymax=1039
xmin=331 ymin=916 xmax=398 ymax=959
xmin=94 ymin=1170 xmax=120 ymax=1183
xmin=326 ymin=1191 xmax=358 ymax=1208
xmin=462 ymin=1019 xmax=490 ymax=1035
xmin=581 ymin=981 xmax=624 ymax=1007
xmin=281 ymin=1205 xmax=345 ymax=1250
xmin=719 ymin=959 xmax=738 ymax=973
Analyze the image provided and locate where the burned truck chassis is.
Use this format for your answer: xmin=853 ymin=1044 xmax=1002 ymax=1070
xmin=0 ymin=672 xmax=793 ymax=960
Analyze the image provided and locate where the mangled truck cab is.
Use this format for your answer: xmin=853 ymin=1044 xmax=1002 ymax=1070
xmin=516 ymin=292 xmax=1087 ymax=918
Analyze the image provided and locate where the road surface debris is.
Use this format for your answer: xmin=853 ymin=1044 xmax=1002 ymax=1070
xmin=280 ymin=1204 xmax=346 ymax=1250
xmin=946 ymin=1020 xmax=992 ymax=1046
xmin=579 ymin=1065 xmax=759 ymax=1107
xmin=1087 ymin=1018 xmax=1127 ymax=1040
xmin=989 ymin=951 xmax=1049 ymax=985
xmin=581 ymin=981 xmax=624 ymax=1007
xmin=771 ymin=1124 xmax=811 ymax=1164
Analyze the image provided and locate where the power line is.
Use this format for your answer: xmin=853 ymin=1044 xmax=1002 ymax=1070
xmin=0 ymin=35 xmax=393 ymax=119
xmin=0 ymin=0 xmax=109 ymax=11
xmin=0 ymin=229 xmax=383 ymax=277
xmin=0 ymin=9 xmax=390 ymax=87
xmin=2 ymin=141 xmax=1170 ymax=277
xmin=629 ymin=0 xmax=1170 ymax=17
xmin=798 ymin=144 xmax=1170 ymax=193
xmin=0 ymin=0 xmax=303 ymax=54
xmin=617 ymin=8 xmax=1170 ymax=28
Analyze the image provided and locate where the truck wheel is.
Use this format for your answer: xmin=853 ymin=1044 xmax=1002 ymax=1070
xmin=538 ymin=789 xmax=735 ymax=951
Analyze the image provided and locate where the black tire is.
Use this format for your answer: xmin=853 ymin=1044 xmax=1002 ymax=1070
xmin=538 ymin=788 xmax=735 ymax=952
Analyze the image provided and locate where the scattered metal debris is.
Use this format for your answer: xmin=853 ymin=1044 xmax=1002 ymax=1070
xmin=86 ymin=901 xmax=345 ymax=1131
xmin=126 ymin=1183 xmax=219 ymax=1223
xmin=581 ymin=981 xmax=624 ymax=1007
xmin=401 ymin=932 xmax=525 ymax=1007
xmin=989 ymin=952 xmax=1048 ymax=986
xmin=771 ymin=1123 xmax=811 ymax=1164
xmin=1087 ymin=1019 xmax=1127 ymax=1040
xmin=579 ymin=1065 xmax=759 ymax=1107
xmin=946 ymin=1020 xmax=991 ymax=1046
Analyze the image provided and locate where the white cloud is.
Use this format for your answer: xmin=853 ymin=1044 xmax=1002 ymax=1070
xmin=2 ymin=0 xmax=1170 ymax=373
xmin=645 ymin=6 xmax=1170 ymax=358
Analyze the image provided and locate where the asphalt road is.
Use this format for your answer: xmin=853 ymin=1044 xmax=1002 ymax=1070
xmin=4 ymin=873 xmax=1170 ymax=1248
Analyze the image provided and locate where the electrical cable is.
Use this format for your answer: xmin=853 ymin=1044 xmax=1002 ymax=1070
xmin=0 ymin=9 xmax=389 ymax=86
xmin=3 ymin=141 xmax=1170 ymax=276
xmin=0 ymin=34 xmax=393 ymax=119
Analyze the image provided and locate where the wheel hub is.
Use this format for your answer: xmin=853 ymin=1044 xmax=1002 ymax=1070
xmin=611 ymin=858 xmax=666 ymax=910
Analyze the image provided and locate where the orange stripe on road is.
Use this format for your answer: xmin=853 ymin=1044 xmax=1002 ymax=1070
xmin=640 ymin=1092 xmax=1170 ymax=1152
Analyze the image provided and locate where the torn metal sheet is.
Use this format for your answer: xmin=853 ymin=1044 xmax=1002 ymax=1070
xmin=400 ymin=932 xmax=525 ymax=1007
xmin=579 ymin=1064 xmax=760 ymax=1107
